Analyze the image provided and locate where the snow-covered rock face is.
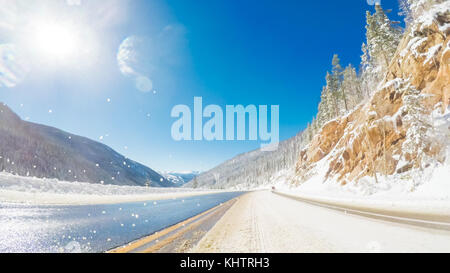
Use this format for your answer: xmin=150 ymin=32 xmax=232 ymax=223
xmin=295 ymin=5 xmax=449 ymax=186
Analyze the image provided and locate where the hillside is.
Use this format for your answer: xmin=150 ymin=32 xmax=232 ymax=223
xmin=0 ymin=103 xmax=171 ymax=187
xmin=184 ymin=131 xmax=306 ymax=189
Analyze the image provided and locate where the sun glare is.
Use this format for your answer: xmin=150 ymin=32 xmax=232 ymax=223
xmin=32 ymin=22 xmax=80 ymax=60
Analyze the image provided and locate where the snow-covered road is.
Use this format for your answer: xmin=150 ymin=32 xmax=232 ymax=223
xmin=192 ymin=191 xmax=450 ymax=253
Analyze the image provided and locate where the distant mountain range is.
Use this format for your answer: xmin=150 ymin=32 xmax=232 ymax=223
xmin=183 ymin=132 xmax=306 ymax=189
xmin=0 ymin=103 xmax=171 ymax=187
xmin=161 ymin=171 xmax=199 ymax=186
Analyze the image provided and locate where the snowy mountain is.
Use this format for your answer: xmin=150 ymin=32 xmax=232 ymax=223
xmin=0 ymin=103 xmax=171 ymax=187
xmin=184 ymin=132 xmax=307 ymax=189
xmin=162 ymin=171 xmax=199 ymax=186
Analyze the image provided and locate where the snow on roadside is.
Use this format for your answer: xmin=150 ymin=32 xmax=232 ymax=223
xmin=0 ymin=172 xmax=219 ymax=205
xmin=275 ymin=163 xmax=450 ymax=215
xmin=274 ymin=107 xmax=450 ymax=215
xmin=193 ymin=191 xmax=450 ymax=253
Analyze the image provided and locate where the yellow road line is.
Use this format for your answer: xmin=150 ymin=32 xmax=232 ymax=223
xmin=140 ymin=199 xmax=235 ymax=253
xmin=108 ymin=199 xmax=234 ymax=253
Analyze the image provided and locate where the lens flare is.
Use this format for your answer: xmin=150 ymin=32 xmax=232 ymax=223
xmin=0 ymin=44 xmax=28 ymax=88
xmin=32 ymin=23 xmax=79 ymax=60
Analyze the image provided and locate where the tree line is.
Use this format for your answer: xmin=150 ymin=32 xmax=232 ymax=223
xmin=302 ymin=3 xmax=403 ymax=143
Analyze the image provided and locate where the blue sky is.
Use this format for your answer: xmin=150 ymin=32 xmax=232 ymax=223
xmin=0 ymin=0 xmax=402 ymax=172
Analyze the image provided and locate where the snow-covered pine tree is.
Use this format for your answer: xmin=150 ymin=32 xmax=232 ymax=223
xmin=307 ymin=122 xmax=313 ymax=141
xmin=331 ymin=54 xmax=343 ymax=79
xmin=331 ymin=54 xmax=347 ymax=113
xmin=360 ymin=42 xmax=374 ymax=99
xmin=401 ymin=85 xmax=433 ymax=171
xmin=361 ymin=3 xmax=402 ymax=97
xmin=311 ymin=116 xmax=319 ymax=136
xmin=192 ymin=177 xmax=199 ymax=188
xmin=315 ymin=54 xmax=352 ymax=128
xmin=326 ymin=72 xmax=340 ymax=118
xmin=317 ymin=86 xmax=332 ymax=127
xmin=376 ymin=4 xmax=402 ymax=63
xmin=341 ymin=64 xmax=363 ymax=110
xmin=326 ymin=55 xmax=347 ymax=116
xmin=399 ymin=0 xmax=413 ymax=27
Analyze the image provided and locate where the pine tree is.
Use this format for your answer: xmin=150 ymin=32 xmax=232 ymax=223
xmin=372 ymin=4 xmax=402 ymax=68
xmin=341 ymin=64 xmax=363 ymax=110
xmin=331 ymin=54 xmax=348 ymax=112
xmin=317 ymin=86 xmax=331 ymax=127
xmin=402 ymin=86 xmax=433 ymax=170
xmin=326 ymin=55 xmax=344 ymax=117
xmin=399 ymin=0 xmax=413 ymax=27
xmin=305 ymin=122 xmax=313 ymax=142
xmin=331 ymin=54 xmax=343 ymax=78
xmin=192 ymin=177 xmax=199 ymax=188
xmin=360 ymin=42 xmax=374 ymax=99
xmin=325 ymin=72 xmax=339 ymax=118
xmin=311 ymin=117 xmax=319 ymax=135
xmin=361 ymin=3 xmax=402 ymax=97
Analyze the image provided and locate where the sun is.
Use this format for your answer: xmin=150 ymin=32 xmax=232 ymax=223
xmin=32 ymin=22 xmax=80 ymax=61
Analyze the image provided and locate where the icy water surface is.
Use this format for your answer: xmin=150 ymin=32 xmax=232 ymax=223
xmin=0 ymin=191 xmax=245 ymax=253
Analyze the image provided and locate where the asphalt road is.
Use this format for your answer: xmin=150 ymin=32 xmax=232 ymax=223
xmin=0 ymin=191 xmax=244 ymax=253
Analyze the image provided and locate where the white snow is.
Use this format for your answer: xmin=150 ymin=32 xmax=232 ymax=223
xmin=401 ymin=37 xmax=427 ymax=57
xmin=0 ymin=172 xmax=220 ymax=205
xmin=439 ymin=23 xmax=450 ymax=34
xmin=444 ymin=41 xmax=450 ymax=55
xmin=274 ymin=106 xmax=450 ymax=215
xmin=423 ymin=43 xmax=442 ymax=64
xmin=192 ymin=191 xmax=450 ymax=253
xmin=276 ymin=163 xmax=450 ymax=215
xmin=382 ymin=78 xmax=405 ymax=89
xmin=415 ymin=1 xmax=450 ymax=31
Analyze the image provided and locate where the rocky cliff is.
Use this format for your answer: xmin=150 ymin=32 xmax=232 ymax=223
xmin=295 ymin=5 xmax=449 ymax=186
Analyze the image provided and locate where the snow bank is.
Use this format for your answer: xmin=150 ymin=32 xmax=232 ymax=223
xmin=274 ymin=107 xmax=450 ymax=215
xmin=275 ymin=163 xmax=450 ymax=215
xmin=0 ymin=172 xmax=219 ymax=205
